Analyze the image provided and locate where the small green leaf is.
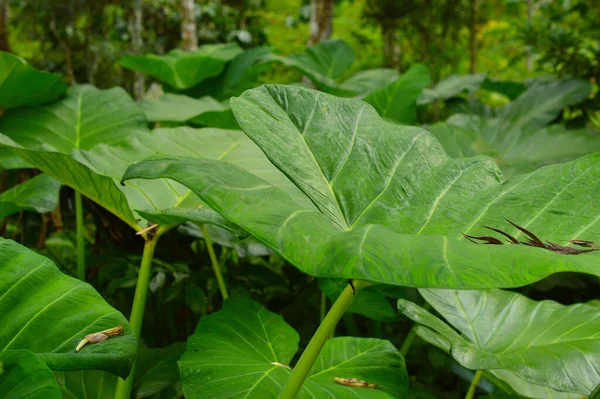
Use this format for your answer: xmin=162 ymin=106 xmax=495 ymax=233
xmin=0 ymin=174 xmax=61 ymax=218
xmin=140 ymin=94 xmax=226 ymax=123
xmin=418 ymin=73 xmax=486 ymax=104
xmin=0 ymin=350 xmax=61 ymax=399
xmin=179 ymin=296 xmax=408 ymax=398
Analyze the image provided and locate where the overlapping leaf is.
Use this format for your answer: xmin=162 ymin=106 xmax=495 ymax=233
xmin=418 ymin=73 xmax=486 ymax=105
xmin=120 ymin=44 xmax=242 ymax=90
xmin=0 ymin=174 xmax=61 ymax=218
xmin=123 ymin=85 xmax=600 ymax=289
xmin=397 ymin=289 xmax=600 ymax=397
xmin=178 ymin=296 xmax=408 ymax=398
xmin=0 ymin=238 xmax=136 ymax=378
xmin=0 ymin=51 xmax=66 ymax=109
xmin=0 ymin=350 xmax=61 ymax=399
xmin=427 ymin=79 xmax=597 ymax=175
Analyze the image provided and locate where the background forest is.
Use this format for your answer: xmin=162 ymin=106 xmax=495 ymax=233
xmin=1 ymin=0 xmax=600 ymax=398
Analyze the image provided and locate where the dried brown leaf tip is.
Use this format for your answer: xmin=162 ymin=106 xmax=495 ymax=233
xmin=463 ymin=219 xmax=600 ymax=255
xmin=75 ymin=324 xmax=124 ymax=352
xmin=334 ymin=377 xmax=378 ymax=389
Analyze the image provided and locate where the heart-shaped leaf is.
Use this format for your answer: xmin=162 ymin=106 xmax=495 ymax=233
xmin=0 ymin=51 xmax=66 ymax=109
xmin=0 ymin=238 xmax=136 ymax=378
xmin=120 ymin=44 xmax=242 ymax=90
xmin=418 ymin=73 xmax=486 ymax=104
xmin=178 ymin=296 xmax=408 ymax=398
xmin=363 ymin=63 xmax=430 ymax=124
xmin=0 ymin=350 xmax=61 ymax=399
xmin=0 ymin=174 xmax=61 ymax=218
xmin=397 ymin=289 xmax=600 ymax=396
xmin=0 ymin=85 xmax=146 ymax=153
xmin=122 ymin=85 xmax=600 ymax=289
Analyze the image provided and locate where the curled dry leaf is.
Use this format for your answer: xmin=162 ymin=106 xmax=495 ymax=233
xmin=334 ymin=377 xmax=378 ymax=389
xmin=75 ymin=324 xmax=124 ymax=352
xmin=463 ymin=219 xmax=600 ymax=255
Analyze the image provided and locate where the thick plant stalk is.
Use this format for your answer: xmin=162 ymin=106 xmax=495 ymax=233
xmin=465 ymin=370 xmax=483 ymax=399
xmin=201 ymin=225 xmax=229 ymax=300
xmin=114 ymin=236 xmax=159 ymax=399
xmin=278 ymin=280 xmax=368 ymax=398
xmin=75 ymin=191 xmax=86 ymax=281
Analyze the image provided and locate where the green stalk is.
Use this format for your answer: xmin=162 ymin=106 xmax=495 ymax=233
xmin=465 ymin=370 xmax=483 ymax=399
xmin=114 ymin=236 xmax=158 ymax=399
xmin=201 ymin=225 xmax=229 ymax=300
xmin=278 ymin=280 xmax=369 ymax=399
xmin=320 ymin=291 xmax=326 ymax=322
xmin=400 ymin=301 xmax=431 ymax=356
xmin=75 ymin=191 xmax=86 ymax=280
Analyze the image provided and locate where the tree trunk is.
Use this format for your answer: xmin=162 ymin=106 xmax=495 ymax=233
xmin=181 ymin=0 xmax=198 ymax=51
xmin=526 ymin=0 xmax=533 ymax=72
xmin=308 ymin=0 xmax=333 ymax=46
xmin=130 ymin=0 xmax=145 ymax=100
xmin=382 ymin=21 xmax=400 ymax=69
xmin=469 ymin=0 xmax=479 ymax=74
xmin=0 ymin=0 xmax=10 ymax=52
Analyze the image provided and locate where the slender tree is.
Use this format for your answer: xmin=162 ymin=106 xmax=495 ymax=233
xmin=469 ymin=0 xmax=479 ymax=73
xmin=0 ymin=0 xmax=9 ymax=52
xmin=364 ymin=0 xmax=410 ymax=69
xmin=130 ymin=0 xmax=145 ymax=100
xmin=308 ymin=0 xmax=334 ymax=46
xmin=181 ymin=0 xmax=198 ymax=51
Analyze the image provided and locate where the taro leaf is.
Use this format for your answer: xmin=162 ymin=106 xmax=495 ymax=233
xmin=178 ymin=296 xmax=408 ymax=398
xmin=0 ymin=350 xmax=61 ymax=399
xmin=122 ymin=85 xmax=600 ymax=289
xmin=318 ymin=279 xmax=395 ymax=322
xmin=55 ymin=343 xmax=185 ymax=399
xmin=0 ymin=85 xmax=146 ymax=153
xmin=418 ymin=73 xmax=486 ymax=105
xmin=140 ymin=93 xmax=239 ymax=129
xmin=0 ymin=148 xmax=31 ymax=169
xmin=0 ymin=238 xmax=136 ymax=378
xmin=484 ymin=369 xmax=582 ymax=399
xmin=427 ymin=114 xmax=600 ymax=177
xmin=339 ymin=68 xmax=399 ymax=96
xmin=178 ymin=222 xmax=270 ymax=257
xmin=0 ymin=174 xmax=61 ymax=218
xmin=397 ymin=289 xmax=600 ymax=396
xmin=363 ymin=63 xmax=430 ymax=124
xmin=591 ymin=384 xmax=600 ymax=399
xmin=0 ymin=51 xmax=66 ymax=109
xmin=120 ymin=44 xmax=242 ymax=90
xmin=268 ymin=40 xmax=356 ymax=95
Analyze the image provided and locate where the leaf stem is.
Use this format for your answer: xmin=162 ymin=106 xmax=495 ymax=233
xmin=75 ymin=191 xmax=86 ymax=280
xmin=400 ymin=301 xmax=431 ymax=356
xmin=320 ymin=291 xmax=326 ymax=322
xmin=465 ymin=370 xmax=483 ymax=399
xmin=278 ymin=280 xmax=369 ymax=399
xmin=201 ymin=225 xmax=229 ymax=300
xmin=114 ymin=236 xmax=158 ymax=399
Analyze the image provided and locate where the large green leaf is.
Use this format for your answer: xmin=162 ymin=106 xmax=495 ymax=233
xmin=319 ymin=279 xmax=396 ymax=322
xmin=0 ymin=85 xmax=146 ymax=153
xmin=397 ymin=289 xmax=600 ymax=396
xmin=55 ymin=370 xmax=117 ymax=399
xmin=178 ymin=296 xmax=408 ymax=398
xmin=0 ymin=51 xmax=66 ymax=109
xmin=122 ymin=85 xmax=600 ymax=289
xmin=120 ymin=44 xmax=242 ymax=90
xmin=0 ymin=238 xmax=136 ymax=378
xmin=0 ymin=350 xmax=61 ymax=399
xmin=591 ymin=384 xmax=600 ymax=399
xmin=363 ymin=64 xmax=430 ymax=124
xmin=0 ymin=174 xmax=61 ymax=218
xmin=418 ymin=73 xmax=486 ymax=105
xmin=427 ymin=79 xmax=598 ymax=176
xmin=339 ymin=69 xmax=399 ymax=96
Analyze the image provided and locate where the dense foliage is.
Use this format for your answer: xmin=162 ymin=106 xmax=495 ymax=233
xmin=1 ymin=1 xmax=600 ymax=398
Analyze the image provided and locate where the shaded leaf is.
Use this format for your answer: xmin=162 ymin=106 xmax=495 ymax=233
xmin=319 ymin=279 xmax=395 ymax=322
xmin=140 ymin=94 xmax=225 ymax=123
xmin=178 ymin=296 xmax=408 ymax=398
xmin=0 ymin=350 xmax=61 ymax=399
xmin=0 ymin=51 xmax=66 ymax=109
xmin=0 ymin=174 xmax=61 ymax=218
xmin=0 ymin=238 xmax=136 ymax=378
xmin=120 ymin=44 xmax=242 ymax=90
xmin=134 ymin=343 xmax=186 ymax=398
xmin=55 ymin=370 xmax=117 ymax=399
xmin=397 ymin=289 xmax=600 ymax=396
xmin=418 ymin=74 xmax=486 ymax=105
xmin=123 ymin=85 xmax=600 ymax=289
